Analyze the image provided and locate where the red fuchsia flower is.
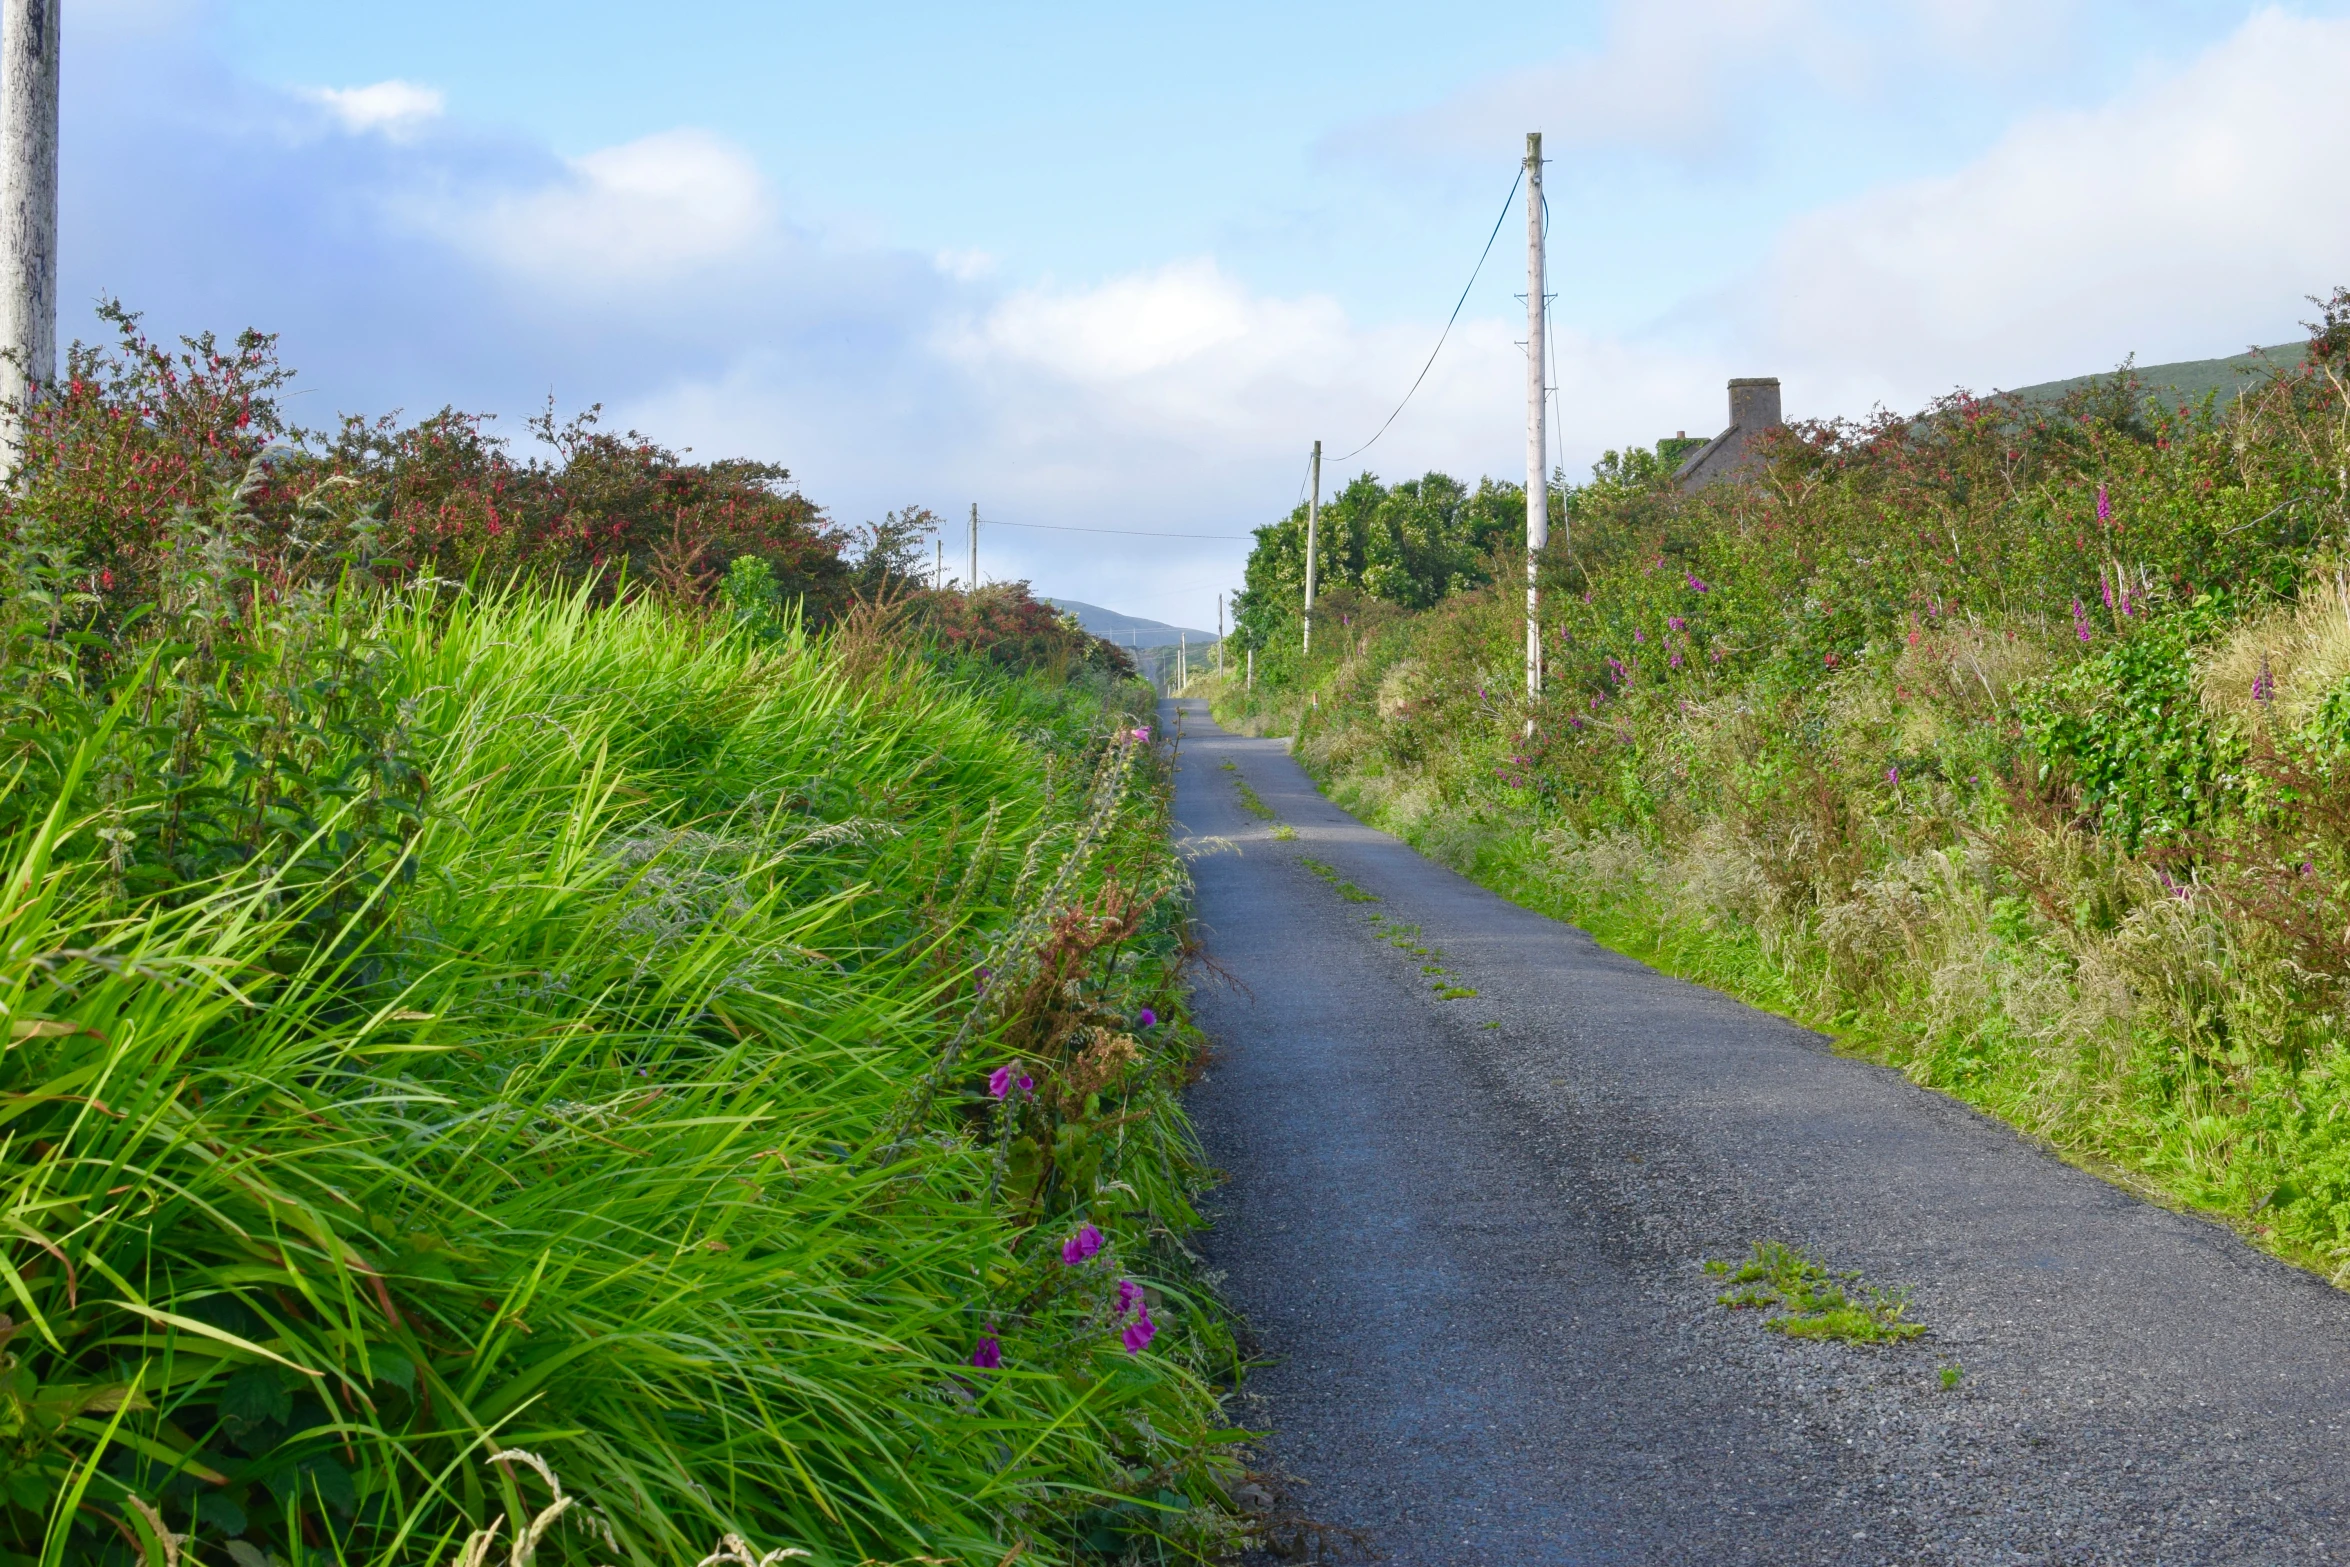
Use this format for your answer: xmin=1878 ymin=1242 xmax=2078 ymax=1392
xmin=2096 ymin=484 xmax=2112 ymax=525
xmin=969 ymin=1336 xmax=1002 ymax=1369
xmin=1122 ymin=1308 xmax=1157 ymax=1355
xmin=1062 ymin=1224 xmax=1105 ymax=1265
xmin=2072 ymin=599 xmax=2092 ymax=643
xmin=1136 ymin=1008 xmax=1158 ymax=1029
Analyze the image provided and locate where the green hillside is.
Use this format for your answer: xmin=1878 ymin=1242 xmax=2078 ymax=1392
xmin=2004 ymin=341 xmax=2308 ymax=406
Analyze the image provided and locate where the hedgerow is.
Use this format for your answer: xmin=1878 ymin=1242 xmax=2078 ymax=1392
xmin=0 ymin=314 xmax=1231 ymax=1563
xmin=1216 ymin=289 xmax=2350 ymax=1283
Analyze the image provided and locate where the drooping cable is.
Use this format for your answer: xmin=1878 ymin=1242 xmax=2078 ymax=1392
xmin=1326 ymin=166 xmax=1525 ymax=466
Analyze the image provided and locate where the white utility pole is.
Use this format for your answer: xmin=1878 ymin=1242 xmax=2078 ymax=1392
xmin=967 ymin=502 xmax=978 ymax=592
xmin=1302 ymin=438 xmax=1321 ymax=655
xmin=1179 ymin=632 xmax=1188 ymax=691
xmin=1247 ymin=647 xmax=1254 ymax=693
xmin=1522 ymin=131 xmax=1548 ymax=701
xmin=933 ymin=538 xmax=943 ymax=590
xmin=0 ymin=0 xmax=60 ymax=469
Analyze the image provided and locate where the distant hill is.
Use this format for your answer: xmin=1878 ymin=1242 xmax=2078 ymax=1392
xmin=2002 ymin=342 xmax=2308 ymax=407
xmin=1045 ymin=599 xmax=1218 ymax=650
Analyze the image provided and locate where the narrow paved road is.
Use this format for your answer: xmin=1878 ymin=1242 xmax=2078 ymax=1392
xmin=1171 ymin=697 xmax=2350 ymax=1566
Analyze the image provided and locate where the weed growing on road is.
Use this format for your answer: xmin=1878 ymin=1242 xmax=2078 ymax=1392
xmin=1300 ymin=856 xmax=1379 ymax=902
xmin=1231 ymin=772 xmax=1277 ymax=821
xmin=1436 ymin=985 xmax=1480 ymax=1000
xmin=1271 ymin=823 xmax=1297 ymax=840
xmin=1707 ymin=1242 xmax=1926 ymax=1344
xmin=1941 ymin=1363 xmax=1965 ymax=1389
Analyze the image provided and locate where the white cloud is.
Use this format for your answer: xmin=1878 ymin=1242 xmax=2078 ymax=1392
xmin=1751 ymin=6 xmax=2350 ymax=403
xmin=301 ymin=80 xmax=446 ymax=141
xmin=1346 ymin=0 xmax=2089 ymax=165
xmin=438 ymin=128 xmax=776 ymax=291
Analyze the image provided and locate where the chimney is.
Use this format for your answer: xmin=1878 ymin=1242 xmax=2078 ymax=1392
xmin=1727 ymin=377 xmax=1782 ymax=432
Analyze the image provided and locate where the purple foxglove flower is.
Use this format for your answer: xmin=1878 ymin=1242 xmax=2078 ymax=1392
xmin=1062 ymin=1223 xmax=1104 ymax=1265
xmin=1667 ymin=616 xmax=1687 ymax=632
xmin=1634 ymin=629 xmax=1647 ymax=643
xmin=1136 ymin=1008 xmax=1158 ymax=1029
xmin=1687 ymin=574 xmax=1710 ymax=593
xmin=970 ymin=1336 xmax=1002 ymax=1369
xmin=2101 ymin=573 xmax=2114 ymax=611
xmin=1122 ymin=1309 xmax=1157 ymax=1355
xmin=1131 ymin=727 xmax=1150 ymax=742
xmin=2096 ymin=484 xmax=2112 ymax=525
xmin=1669 ymin=651 xmax=1683 ymax=669
xmin=1887 ymin=766 xmax=1899 ymax=785
xmin=2072 ymin=599 xmax=2092 ymax=644
xmin=988 ymin=1065 xmax=1014 ymax=1100
xmin=1116 ymin=1278 xmax=1143 ymax=1316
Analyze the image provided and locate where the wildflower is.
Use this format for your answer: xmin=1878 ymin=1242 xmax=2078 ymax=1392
xmin=1131 ymin=727 xmax=1150 ymax=743
xmin=1062 ymin=1224 xmax=1104 ymax=1265
xmin=1687 ymin=574 xmax=1710 ymax=593
xmin=1669 ymin=652 xmax=1683 ymax=669
xmin=1887 ymin=766 xmax=1900 ymax=785
xmin=2072 ymin=599 xmax=2092 ymax=644
xmin=1122 ymin=1308 xmax=1157 ymax=1355
xmin=1633 ymin=629 xmax=1646 ymax=644
xmin=2254 ymin=656 xmax=2275 ymax=705
xmin=1569 ymin=716 xmax=1586 ymax=730
xmin=1667 ymin=616 xmax=1687 ymax=632
xmin=2096 ymin=484 xmax=2112 ymax=525
xmin=2101 ymin=572 xmax=2114 ymax=612
xmin=2302 ymin=861 xmax=2316 ymax=876
xmin=988 ymin=1063 xmax=1033 ymax=1100
xmin=1824 ymin=651 xmax=1839 ymax=667
xmin=969 ymin=1336 xmax=1002 ymax=1370
xmin=1116 ymin=1278 xmax=1144 ymax=1316
xmin=1136 ymin=1007 xmax=1158 ymax=1029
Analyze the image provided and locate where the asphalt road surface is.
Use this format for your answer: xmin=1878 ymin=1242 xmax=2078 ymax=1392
xmin=1169 ymin=696 xmax=2350 ymax=1566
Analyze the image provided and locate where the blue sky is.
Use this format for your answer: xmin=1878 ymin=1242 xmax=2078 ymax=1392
xmin=56 ymin=0 xmax=2350 ymax=629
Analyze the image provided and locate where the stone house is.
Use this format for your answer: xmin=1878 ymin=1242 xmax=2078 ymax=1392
xmin=1673 ymin=377 xmax=1783 ymax=491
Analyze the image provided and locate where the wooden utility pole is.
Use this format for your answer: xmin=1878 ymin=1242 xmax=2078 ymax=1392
xmin=1179 ymin=632 xmax=1188 ymax=692
xmin=1302 ymin=439 xmax=1321 ymax=655
xmin=1523 ymin=131 xmax=1548 ymax=701
xmin=1247 ymin=646 xmax=1254 ymax=693
xmin=933 ymin=538 xmax=943 ymax=590
xmin=0 ymin=0 xmax=59 ymax=469
xmin=1217 ymin=594 xmax=1225 ymax=677
xmin=967 ymin=502 xmax=978 ymax=591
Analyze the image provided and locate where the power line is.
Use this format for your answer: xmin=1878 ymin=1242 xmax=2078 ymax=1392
xmin=1328 ymin=166 xmax=1525 ymax=466
xmin=979 ymin=515 xmax=1254 ymax=541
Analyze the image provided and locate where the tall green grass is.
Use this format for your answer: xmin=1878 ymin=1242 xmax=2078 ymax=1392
xmin=4 ymin=586 xmax=1234 ymax=1564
